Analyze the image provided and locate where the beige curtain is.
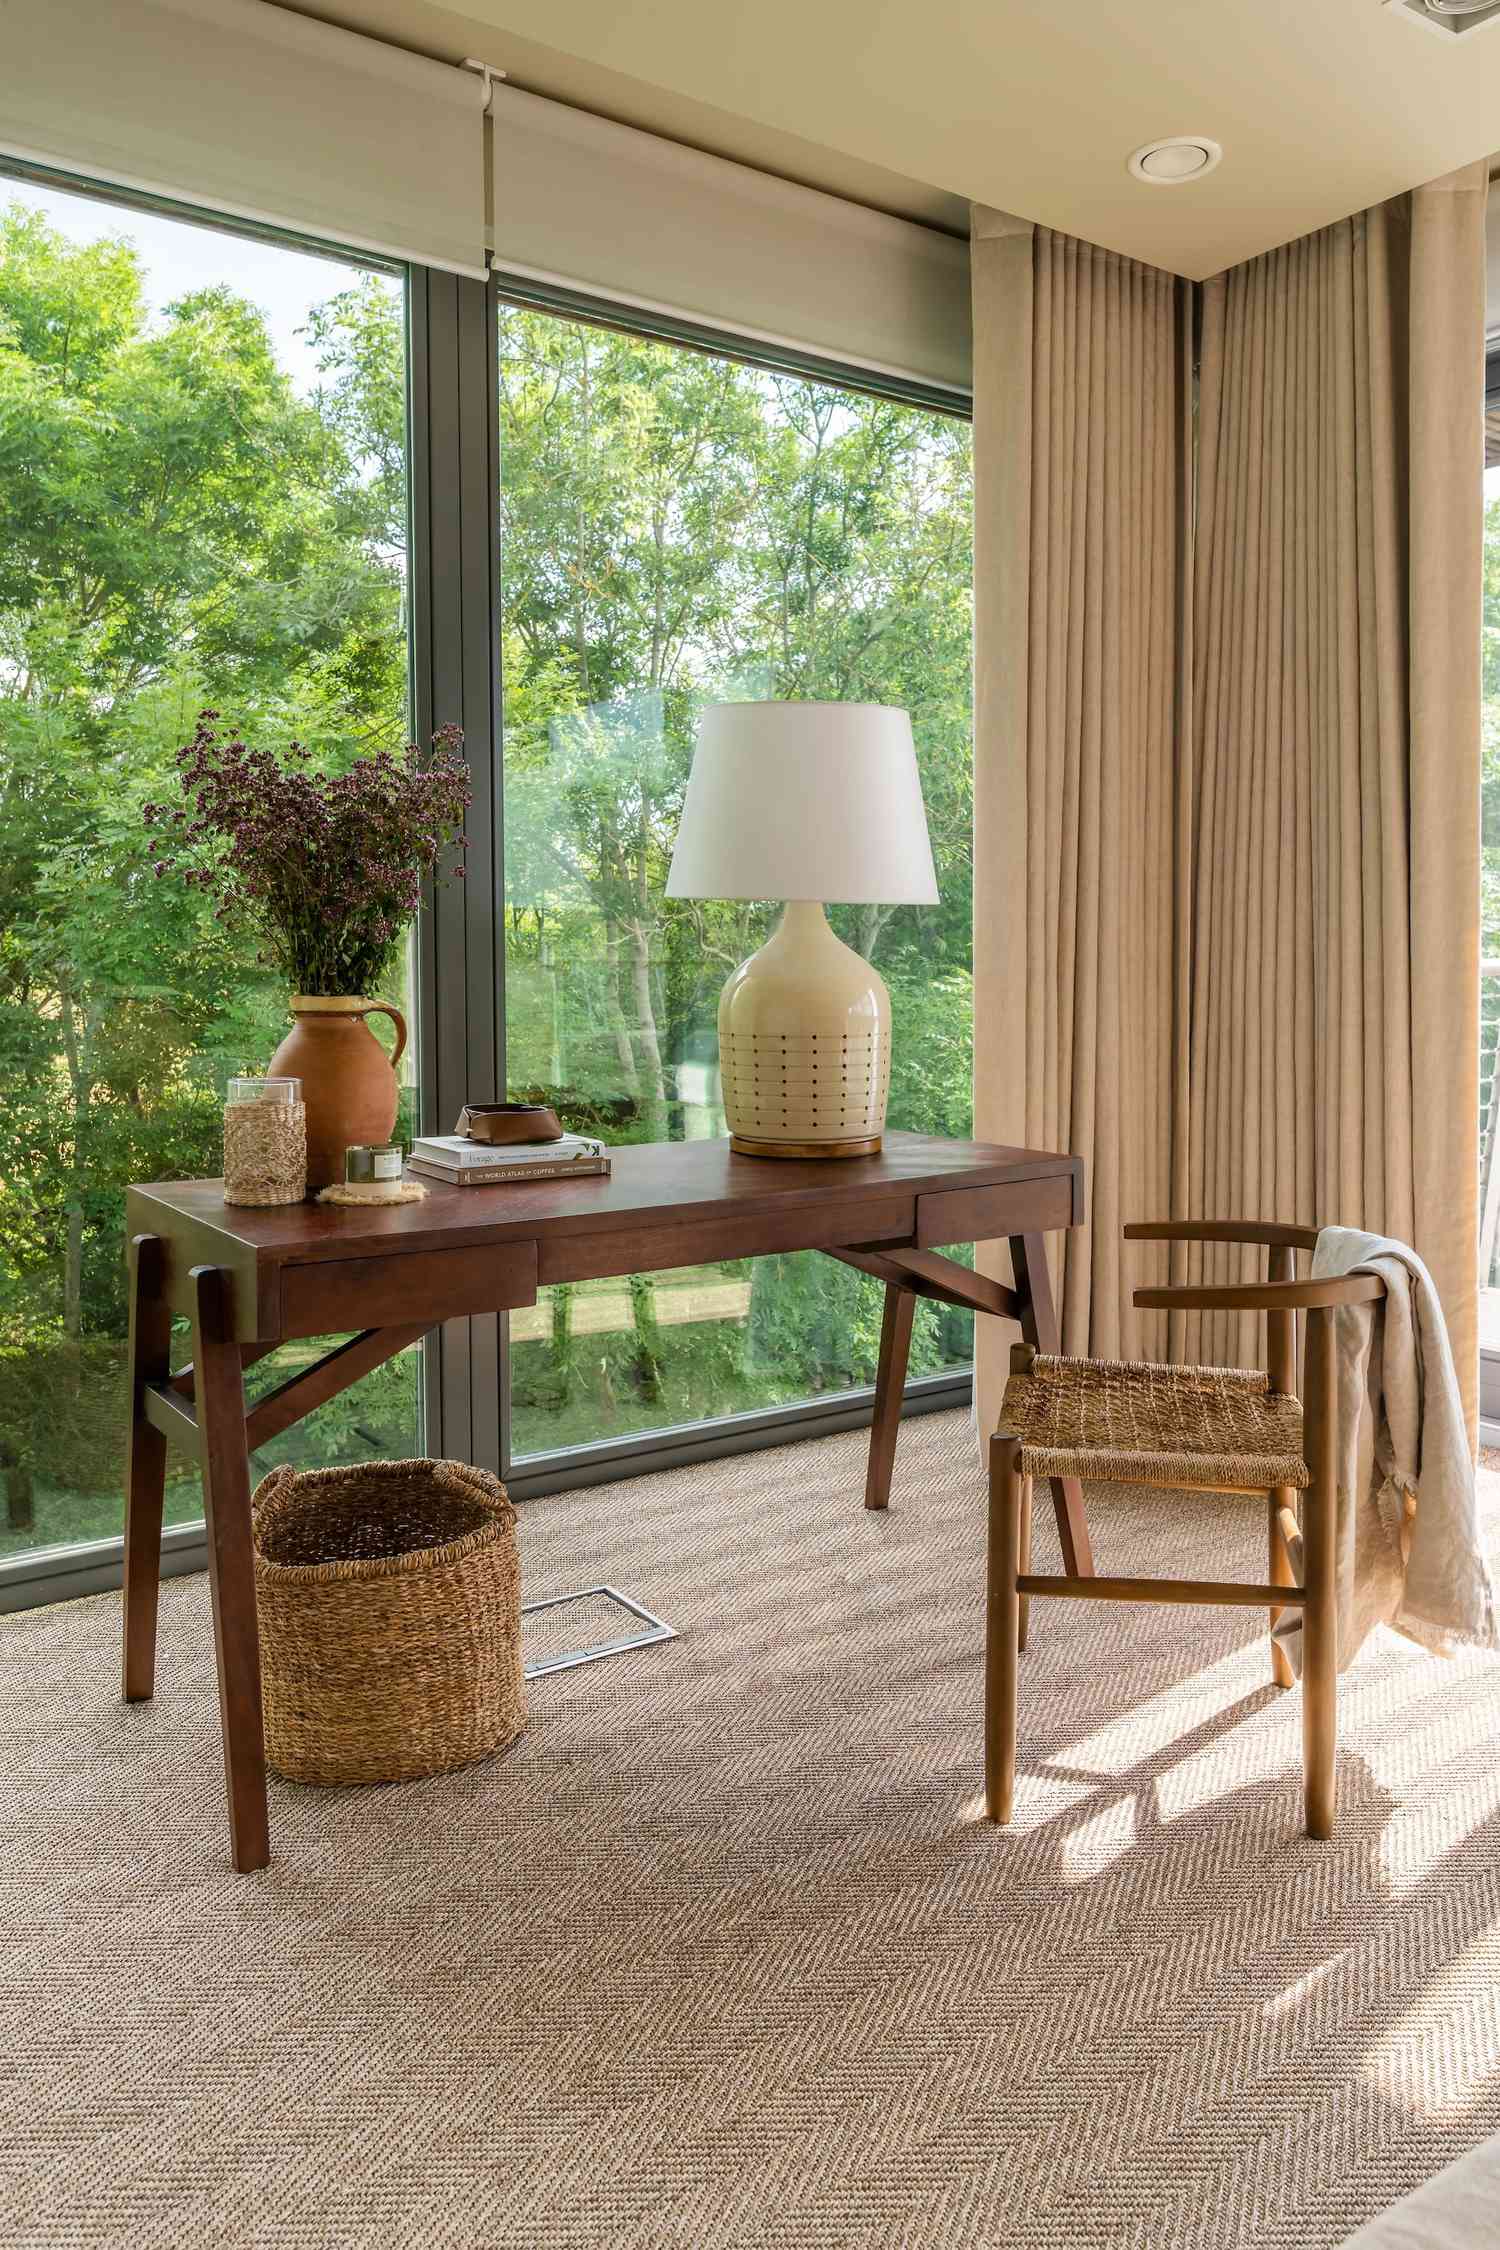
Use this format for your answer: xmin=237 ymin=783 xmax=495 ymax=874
xmin=971 ymin=211 xmax=1190 ymax=1436
xmin=1187 ymin=165 xmax=1488 ymax=1430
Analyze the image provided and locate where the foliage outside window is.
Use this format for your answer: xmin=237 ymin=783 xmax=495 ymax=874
xmin=0 ymin=183 xmax=417 ymax=1557
xmin=497 ymin=308 xmax=976 ymax=1455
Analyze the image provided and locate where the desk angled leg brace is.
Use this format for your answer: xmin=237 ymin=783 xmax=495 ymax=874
xmin=831 ymin=1230 xmax=1094 ymax=1578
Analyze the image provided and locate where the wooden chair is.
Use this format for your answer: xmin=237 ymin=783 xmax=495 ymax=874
xmin=986 ymin=1220 xmax=1386 ymax=1840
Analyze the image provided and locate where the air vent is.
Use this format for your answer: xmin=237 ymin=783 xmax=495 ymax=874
xmin=1127 ymin=136 xmax=1223 ymax=186
xmin=1386 ymin=0 xmax=1500 ymax=37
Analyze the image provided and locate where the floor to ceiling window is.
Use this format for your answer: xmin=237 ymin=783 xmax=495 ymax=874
xmin=0 ymin=220 xmax=974 ymax=1571
xmin=496 ymin=304 xmax=975 ymax=1460
xmin=0 ymin=174 xmax=417 ymax=1562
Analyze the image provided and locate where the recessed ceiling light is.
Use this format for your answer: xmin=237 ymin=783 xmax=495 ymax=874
xmin=1385 ymin=0 xmax=1500 ymax=33
xmin=1127 ymin=136 xmax=1223 ymax=186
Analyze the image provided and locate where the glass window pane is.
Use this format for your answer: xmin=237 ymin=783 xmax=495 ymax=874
xmin=0 ymin=178 xmax=418 ymax=1561
xmin=497 ymin=308 xmax=974 ymax=1460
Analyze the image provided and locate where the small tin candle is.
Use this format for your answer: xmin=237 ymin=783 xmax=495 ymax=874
xmin=345 ymin=1143 xmax=404 ymax=1185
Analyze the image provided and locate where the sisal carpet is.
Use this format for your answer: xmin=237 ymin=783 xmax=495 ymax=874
xmin=4 ymin=1411 xmax=1500 ymax=2249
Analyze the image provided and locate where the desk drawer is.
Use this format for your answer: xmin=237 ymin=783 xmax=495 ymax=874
xmin=538 ymin=1197 xmax=915 ymax=1286
xmin=279 ymin=1241 xmax=539 ymax=1339
xmin=916 ymin=1173 xmax=1076 ymax=1249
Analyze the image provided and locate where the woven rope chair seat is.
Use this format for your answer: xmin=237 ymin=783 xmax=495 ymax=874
xmin=1000 ymin=1353 xmax=1309 ymax=1493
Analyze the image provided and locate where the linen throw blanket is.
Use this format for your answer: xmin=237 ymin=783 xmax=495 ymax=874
xmin=1273 ymin=1228 xmax=1498 ymax=1674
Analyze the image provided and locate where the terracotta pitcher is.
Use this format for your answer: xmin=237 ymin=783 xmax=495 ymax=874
xmin=267 ymin=996 xmax=407 ymax=1190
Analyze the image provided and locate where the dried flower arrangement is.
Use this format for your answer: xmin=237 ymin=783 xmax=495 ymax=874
xmin=145 ymin=710 xmax=470 ymax=995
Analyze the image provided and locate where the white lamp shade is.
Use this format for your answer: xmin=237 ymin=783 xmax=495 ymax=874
xmin=665 ymin=702 xmax=939 ymax=905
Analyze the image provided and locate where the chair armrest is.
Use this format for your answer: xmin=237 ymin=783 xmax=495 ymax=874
xmin=1133 ymin=1275 xmax=1385 ymax=1313
xmin=1123 ymin=1219 xmax=1320 ymax=1251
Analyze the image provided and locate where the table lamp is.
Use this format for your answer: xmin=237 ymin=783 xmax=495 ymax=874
xmin=665 ymin=702 xmax=938 ymax=1158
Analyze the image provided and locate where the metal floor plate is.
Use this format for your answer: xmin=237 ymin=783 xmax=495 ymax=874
xmin=521 ymin=1584 xmax=677 ymax=1679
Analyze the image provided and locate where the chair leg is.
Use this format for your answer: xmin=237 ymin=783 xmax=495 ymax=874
xmin=1268 ymin=1487 xmax=1296 ymax=1690
xmin=986 ymin=1431 xmax=1024 ymax=1823
xmin=1017 ymin=1478 xmax=1033 ymax=1654
xmin=1301 ymin=1310 xmax=1338 ymax=1840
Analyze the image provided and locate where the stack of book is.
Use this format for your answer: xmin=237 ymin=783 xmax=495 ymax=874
xmin=406 ymin=1132 xmax=610 ymax=1188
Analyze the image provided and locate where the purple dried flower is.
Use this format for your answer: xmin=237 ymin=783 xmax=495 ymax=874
xmin=147 ymin=711 xmax=470 ymax=994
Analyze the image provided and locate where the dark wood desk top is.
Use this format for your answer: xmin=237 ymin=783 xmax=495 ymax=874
xmin=127 ymin=1133 xmax=1082 ymax=1340
xmin=130 ymin=1133 xmax=1080 ymax=1262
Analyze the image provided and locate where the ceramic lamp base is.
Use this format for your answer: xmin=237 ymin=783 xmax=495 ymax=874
xmin=718 ymin=902 xmax=891 ymax=1159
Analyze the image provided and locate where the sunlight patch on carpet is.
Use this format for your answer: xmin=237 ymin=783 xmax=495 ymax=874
xmin=1060 ymin=1790 xmax=1138 ymax=1877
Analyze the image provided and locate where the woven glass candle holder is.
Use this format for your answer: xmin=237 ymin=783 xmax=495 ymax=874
xmin=223 ymin=1076 xmax=307 ymax=1206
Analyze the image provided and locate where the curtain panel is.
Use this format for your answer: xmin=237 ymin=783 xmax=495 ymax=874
xmin=971 ymin=210 xmax=1190 ymax=1435
xmin=972 ymin=165 xmax=1488 ymax=1438
xmin=1186 ymin=165 xmax=1488 ymax=1426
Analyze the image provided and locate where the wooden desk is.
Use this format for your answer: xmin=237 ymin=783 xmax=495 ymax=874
xmin=123 ymin=1132 xmax=1088 ymax=1869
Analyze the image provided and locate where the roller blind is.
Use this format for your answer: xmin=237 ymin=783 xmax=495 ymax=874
xmin=0 ymin=0 xmax=486 ymax=278
xmin=490 ymin=85 xmax=972 ymax=398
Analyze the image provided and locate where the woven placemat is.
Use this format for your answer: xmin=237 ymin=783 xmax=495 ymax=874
xmin=316 ymin=1179 xmax=427 ymax=1207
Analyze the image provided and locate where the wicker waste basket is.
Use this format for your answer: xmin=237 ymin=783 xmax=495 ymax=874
xmin=251 ymin=1457 xmax=526 ymax=1786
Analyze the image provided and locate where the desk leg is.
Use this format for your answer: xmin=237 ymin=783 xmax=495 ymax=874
xmin=122 ymin=1235 xmax=171 ymax=1701
xmin=865 ymin=1284 xmax=916 ymax=1510
xmin=1009 ymin=1232 xmax=1094 ymax=1578
xmin=190 ymin=1265 xmax=269 ymax=1873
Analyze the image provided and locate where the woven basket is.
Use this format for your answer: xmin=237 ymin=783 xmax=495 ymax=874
xmin=251 ymin=1457 xmax=526 ymax=1786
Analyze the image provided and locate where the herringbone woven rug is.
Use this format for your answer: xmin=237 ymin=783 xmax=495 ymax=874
xmin=4 ymin=1412 xmax=1500 ymax=2249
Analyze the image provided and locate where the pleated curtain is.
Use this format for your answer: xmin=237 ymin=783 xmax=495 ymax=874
xmin=971 ymin=166 xmax=1488 ymax=1439
xmin=971 ymin=211 xmax=1189 ymax=1437
xmin=1186 ymin=165 xmax=1488 ymax=1425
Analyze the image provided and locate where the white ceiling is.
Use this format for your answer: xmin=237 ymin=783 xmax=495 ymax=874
xmin=285 ymin=0 xmax=1500 ymax=277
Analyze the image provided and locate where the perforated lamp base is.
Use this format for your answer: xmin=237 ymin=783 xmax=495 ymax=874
xmin=718 ymin=902 xmax=891 ymax=1159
